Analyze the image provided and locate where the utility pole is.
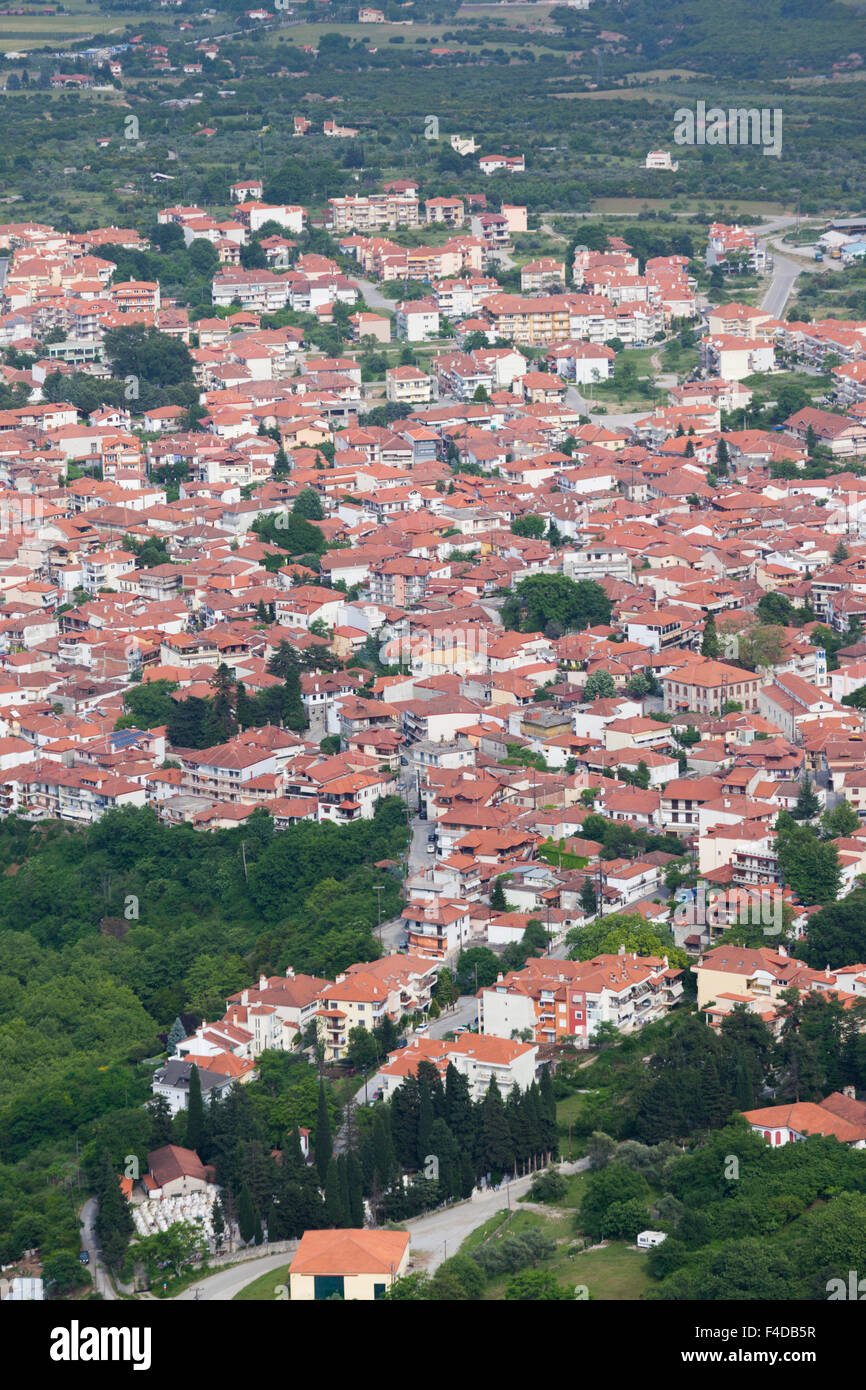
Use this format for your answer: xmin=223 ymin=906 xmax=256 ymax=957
xmin=373 ymin=884 xmax=385 ymax=942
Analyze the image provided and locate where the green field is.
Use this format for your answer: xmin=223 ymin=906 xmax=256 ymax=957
xmin=463 ymin=1197 xmax=653 ymax=1300
xmin=0 ymin=0 xmax=156 ymax=51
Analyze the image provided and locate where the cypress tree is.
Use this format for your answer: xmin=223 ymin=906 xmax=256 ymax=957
xmin=700 ymin=1058 xmax=731 ymax=1128
xmin=390 ymin=1075 xmax=421 ymax=1169
xmin=372 ymin=1110 xmax=397 ymax=1190
xmin=538 ymin=1066 xmax=559 ymax=1158
xmin=283 ymin=660 xmax=307 ymax=731
xmin=428 ymin=1118 xmax=460 ymax=1201
xmin=148 ymin=1095 xmax=173 ymax=1149
xmin=490 ymin=876 xmax=507 ymax=911
xmin=324 ymin=1158 xmax=344 ymax=1226
xmin=793 ymin=774 xmax=820 ymax=821
xmin=507 ymin=1086 xmax=531 ymax=1175
xmin=701 ymin=613 xmax=719 ymax=659
xmin=347 ymin=1151 xmax=365 ymax=1227
xmin=444 ymin=1062 xmax=475 ymax=1153
xmin=734 ymin=1051 xmax=754 ymax=1111
xmin=186 ymin=1062 xmax=204 ymax=1153
xmin=315 ymin=1079 xmax=332 ymax=1184
xmin=634 ymin=1074 xmax=681 ymax=1144
xmin=521 ymin=1085 xmax=543 ymax=1170
xmin=238 ymin=1185 xmax=257 ymax=1244
xmin=212 ymin=1198 xmax=225 ymax=1244
xmin=167 ymin=1017 xmax=186 ymax=1054
xmin=460 ymin=1150 xmax=476 ymax=1199
xmin=417 ymin=1075 xmax=434 ymax=1168
xmin=479 ymin=1078 xmax=514 ymax=1177
xmin=358 ymin=1130 xmax=376 ymax=1192
xmin=337 ymin=1153 xmax=351 ymax=1224
xmin=94 ymin=1149 xmax=133 ymax=1270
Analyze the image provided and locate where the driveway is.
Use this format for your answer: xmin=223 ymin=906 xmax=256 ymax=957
xmin=79 ymin=1197 xmax=116 ymax=1301
xmin=352 ymin=276 xmax=396 ymax=314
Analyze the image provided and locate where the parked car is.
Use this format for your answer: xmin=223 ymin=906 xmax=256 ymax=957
xmin=79 ymin=1250 xmax=90 ymax=1265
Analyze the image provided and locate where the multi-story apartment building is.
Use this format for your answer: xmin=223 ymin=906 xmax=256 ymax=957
xmin=328 ymin=193 xmax=420 ymax=234
xmin=482 ymin=293 xmax=574 ymax=346
xmin=478 ymin=950 xmax=683 ymax=1048
xmin=14 ymin=764 xmax=146 ymax=822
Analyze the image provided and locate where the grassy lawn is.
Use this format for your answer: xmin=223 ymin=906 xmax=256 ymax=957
xmin=233 ymin=1264 xmax=290 ymax=1301
xmin=592 ymin=347 xmax=661 ymax=410
xmin=742 ymin=369 xmax=833 ymax=398
xmin=556 ymin=1086 xmax=599 ymax=1152
xmin=460 ymin=1209 xmax=512 ymax=1253
xmin=660 ymin=341 xmax=700 ymax=376
xmin=466 ymin=1201 xmax=653 ymax=1300
xmin=551 ymin=1240 xmax=653 ymax=1300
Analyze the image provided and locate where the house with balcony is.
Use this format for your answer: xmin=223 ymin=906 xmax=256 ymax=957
xmin=479 ymin=949 xmax=682 ymax=1049
xmin=314 ymin=973 xmax=391 ymax=1062
xmin=226 ymin=969 xmax=332 ymax=1048
xmin=377 ymin=1033 xmax=537 ymax=1102
xmin=401 ymin=898 xmax=472 ymax=959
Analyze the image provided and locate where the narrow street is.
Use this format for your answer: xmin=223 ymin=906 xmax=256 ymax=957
xmin=79 ymin=1197 xmax=117 ymax=1301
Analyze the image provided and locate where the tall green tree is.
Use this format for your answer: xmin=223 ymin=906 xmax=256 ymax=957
xmin=314 ymin=1079 xmax=332 ymax=1184
xmin=94 ymin=1148 xmax=134 ymax=1270
xmin=701 ymin=614 xmax=720 ymax=659
xmin=792 ymin=775 xmax=820 ymax=821
xmin=237 ymin=1185 xmax=258 ymax=1244
xmin=346 ymin=1151 xmax=365 ymax=1227
xmin=186 ymin=1063 xmax=203 ymax=1153
xmin=478 ymin=1078 xmax=514 ymax=1176
xmin=490 ymin=876 xmax=508 ymax=912
xmin=324 ymin=1157 xmax=344 ymax=1226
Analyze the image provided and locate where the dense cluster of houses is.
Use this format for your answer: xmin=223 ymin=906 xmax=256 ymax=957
xmin=4 ymin=190 xmax=866 ymax=1098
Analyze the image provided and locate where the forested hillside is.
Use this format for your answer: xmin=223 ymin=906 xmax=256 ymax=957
xmin=0 ymin=800 xmax=407 ymax=1264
